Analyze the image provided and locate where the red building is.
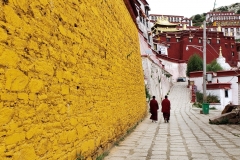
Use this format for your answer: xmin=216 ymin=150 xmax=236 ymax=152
xmin=154 ymin=29 xmax=238 ymax=66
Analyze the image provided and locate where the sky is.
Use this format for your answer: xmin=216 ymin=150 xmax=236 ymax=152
xmin=147 ymin=0 xmax=239 ymax=18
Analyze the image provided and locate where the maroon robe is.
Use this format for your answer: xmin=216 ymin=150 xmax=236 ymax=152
xmin=150 ymin=99 xmax=159 ymax=121
xmin=161 ymin=98 xmax=171 ymax=121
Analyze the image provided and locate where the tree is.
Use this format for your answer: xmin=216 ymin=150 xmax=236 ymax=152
xmin=194 ymin=14 xmax=201 ymax=20
xmin=193 ymin=22 xmax=202 ymax=27
xmin=219 ymin=6 xmax=228 ymax=12
xmin=237 ymin=9 xmax=240 ymax=14
xmin=206 ymin=59 xmax=223 ymax=72
xmin=200 ymin=17 xmax=206 ymax=22
xmin=192 ymin=19 xmax=197 ymax=23
xmin=186 ymin=54 xmax=203 ymax=77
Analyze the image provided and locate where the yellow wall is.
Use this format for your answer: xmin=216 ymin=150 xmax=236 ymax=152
xmin=0 ymin=0 xmax=146 ymax=159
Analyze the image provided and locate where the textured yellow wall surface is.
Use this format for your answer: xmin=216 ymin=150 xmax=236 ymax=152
xmin=0 ymin=0 xmax=146 ymax=159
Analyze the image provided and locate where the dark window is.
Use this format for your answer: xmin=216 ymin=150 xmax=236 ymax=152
xmin=225 ymin=90 xmax=228 ymax=98
xmin=154 ymin=44 xmax=157 ymax=50
xmin=140 ymin=16 xmax=143 ymax=22
xmin=148 ymin=35 xmax=150 ymax=43
xmin=167 ymin=38 xmax=170 ymax=42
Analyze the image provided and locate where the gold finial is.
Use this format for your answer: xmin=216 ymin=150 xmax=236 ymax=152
xmin=219 ymin=46 xmax=222 ymax=57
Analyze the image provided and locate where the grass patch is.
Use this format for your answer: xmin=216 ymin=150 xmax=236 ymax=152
xmin=96 ymin=152 xmax=109 ymax=160
xmin=209 ymin=106 xmax=216 ymax=110
xmin=76 ymin=154 xmax=84 ymax=160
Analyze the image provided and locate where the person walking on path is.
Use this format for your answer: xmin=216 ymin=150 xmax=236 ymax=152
xmin=161 ymin=95 xmax=171 ymax=123
xmin=149 ymin=96 xmax=159 ymax=123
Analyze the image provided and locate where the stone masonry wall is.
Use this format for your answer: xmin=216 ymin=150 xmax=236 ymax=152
xmin=0 ymin=0 xmax=146 ymax=159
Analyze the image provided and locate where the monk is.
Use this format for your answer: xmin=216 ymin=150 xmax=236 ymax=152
xmin=161 ymin=95 xmax=171 ymax=123
xmin=149 ymin=96 xmax=159 ymax=123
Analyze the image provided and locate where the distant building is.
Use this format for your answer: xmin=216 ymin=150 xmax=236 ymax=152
xmin=151 ymin=16 xmax=179 ymax=34
xmin=206 ymin=11 xmax=240 ymax=22
xmin=150 ymin=17 xmax=177 ymax=56
xmin=150 ymin=14 xmax=192 ymax=27
xmin=206 ymin=11 xmax=240 ymax=39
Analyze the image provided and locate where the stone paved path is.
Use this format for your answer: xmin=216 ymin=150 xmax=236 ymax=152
xmin=104 ymin=82 xmax=240 ymax=160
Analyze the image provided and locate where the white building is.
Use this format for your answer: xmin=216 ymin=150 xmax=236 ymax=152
xmin=189 ymin=70 xmax=240 ymax=110
xmin=136 ymin=0 xmax=153 ymax=46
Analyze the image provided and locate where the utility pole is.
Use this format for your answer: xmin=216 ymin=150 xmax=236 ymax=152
xmin=203 ymin=20 xmax=207 ymax=103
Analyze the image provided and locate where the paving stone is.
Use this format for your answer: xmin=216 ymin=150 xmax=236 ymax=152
xmin=220 ymin=144 xmax=237 ymax=148
xmin=192 ymin=158 xmax=209 ymax=160
xmin=133 ymin=148 xmax=148 ymax=152
xmin=126 ymin=157 xmax=146 ymax=160
xmin=105 ymin=156 xmax=126 ymax=160
xmin=191 ymin=153 xmax=209 ymax=158
xmin=170 ymin=151 xmax=188 ymax=156
xmin=211 ymin=157 xmax=232 ymax=160
xmin=153 ymin=146 xmax=167 ymax=150
xmin=210 ymin=152 xmax=229 ymax=156
xmin=170 ymin=147 xmax=186 ymax=151
xmin=225 ymin=148 xmax=240 ymax=156
xmin=169 ymin=156 xmax=189 ymax=160
xmin=150 ymin=155 xmax=167 ymax=159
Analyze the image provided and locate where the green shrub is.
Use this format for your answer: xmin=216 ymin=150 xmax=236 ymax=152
xmin=186 ymin=54 xmax=203 ymax=77
xmin=207 ymin=94 xmax=220 ymax=103
xmin=196 ymin=92 xmax=220 ymax=103
xmin=207 ymin=59 xmax=223 ymax=72
xmin=196 ymin=91 xmax=203 ymax=102
xmin=192 ymin=102 xmax=202 ymax=108
xmin=145 ymin=85 xmax=151 ymax=101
